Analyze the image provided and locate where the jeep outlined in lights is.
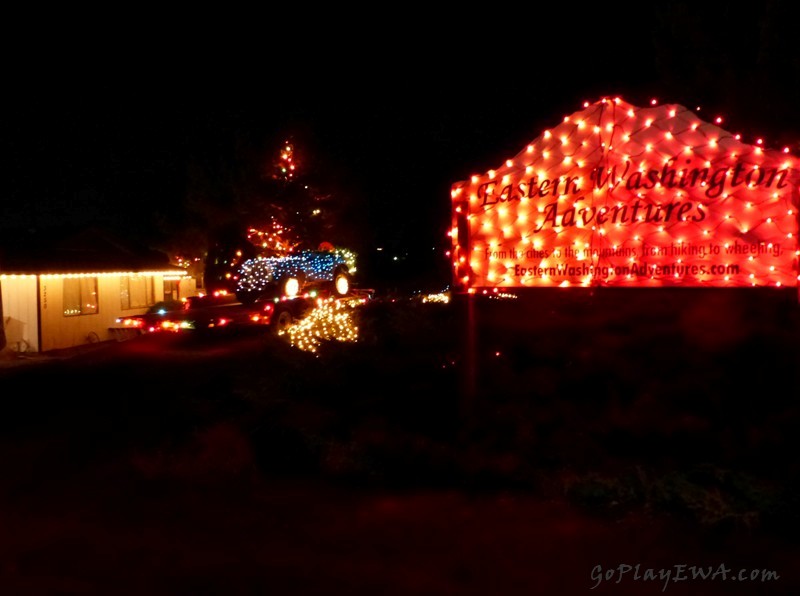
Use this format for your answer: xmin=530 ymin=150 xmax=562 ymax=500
xmin=235 ymin=248 xmax=355 ymax=303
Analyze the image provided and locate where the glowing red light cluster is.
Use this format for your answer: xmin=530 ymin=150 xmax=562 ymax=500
xmin=450 ymin=97 xmax=799 ymax=290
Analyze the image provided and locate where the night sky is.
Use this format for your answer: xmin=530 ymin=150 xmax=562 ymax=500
xmin=4 ymin=2 xmax=800 ymax=289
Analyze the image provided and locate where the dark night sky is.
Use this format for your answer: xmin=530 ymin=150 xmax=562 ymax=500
xmin=4 ymin=2 xmax=800 ymax=288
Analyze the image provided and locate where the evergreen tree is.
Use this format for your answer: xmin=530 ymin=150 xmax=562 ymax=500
xmin=198 ymin=134 xmax=357 ymax=293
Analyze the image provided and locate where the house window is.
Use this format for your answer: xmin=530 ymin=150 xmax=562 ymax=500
xmin=63 ymin=277 xmax=99 ymax=317
xmin=163 ymin=279 xmax=180 ymax=301
xmin=120 ymin=275 xmax=155 ymax=310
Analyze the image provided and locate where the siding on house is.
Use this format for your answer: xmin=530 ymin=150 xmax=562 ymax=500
xmin=1 ymin=275 xmax=39 ymax=352
xmin=0 ymin=226 xmax=194 ymax=353
xmin=1 ymin=271 xmax=196 ymax=352
xmin=38 ymin=273 xmax=169 ymax=352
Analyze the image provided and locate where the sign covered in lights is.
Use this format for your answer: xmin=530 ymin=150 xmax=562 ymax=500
xmin=450 ymin=97 xmax=799 ymax=291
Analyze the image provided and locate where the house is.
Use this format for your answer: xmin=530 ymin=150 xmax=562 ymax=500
xmin=0 ymin=226 xmax=196 ymax=353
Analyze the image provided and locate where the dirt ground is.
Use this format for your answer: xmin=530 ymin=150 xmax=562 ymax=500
xmin=2 ymin=473 xmax=798 ymax=595
xmin=1 ymin=289 xmax=799 ymax=595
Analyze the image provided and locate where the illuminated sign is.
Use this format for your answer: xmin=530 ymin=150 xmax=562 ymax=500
xmin=450 ymin=97 xmax=799 ymax=291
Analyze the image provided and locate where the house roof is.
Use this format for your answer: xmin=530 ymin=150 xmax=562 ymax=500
xmin=0 ymin=226 xmax=183 ymax=275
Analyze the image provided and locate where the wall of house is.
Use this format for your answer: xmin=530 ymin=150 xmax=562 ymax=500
xmin=178 ymin=276 xmax=197 ymax=299
xmin=1 ymin=275 xmax=40 ymax=353
xmin=1 ymin=273 xmax=196 ymax=353
xmin=38 ymin=274 xmax=173 ymax=352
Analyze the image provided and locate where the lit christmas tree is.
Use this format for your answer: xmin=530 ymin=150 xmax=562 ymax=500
xmin=274 ymin=141 xmax=297 ymax=182
xmin=203 ymin=137 xmax=355 ymax=294
xmin=244 ymin=138 xmax=336 ymax=256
